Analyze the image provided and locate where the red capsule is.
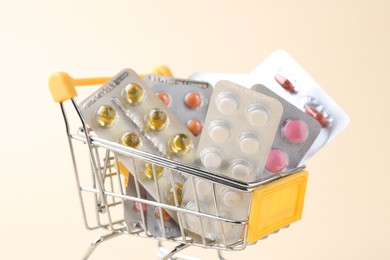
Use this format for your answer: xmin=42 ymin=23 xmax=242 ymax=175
xmin=186 ymin=119 xmax=203 ymax=136
xmin=274 ymin=73 xmax=297 ymax=93
xmin=185 ymin=92 xmax=202 ymax=109
xmin=156 ymin=92 xmax=171 ymax=106
xmin=305 ymin=106 xmax=329 ymax=128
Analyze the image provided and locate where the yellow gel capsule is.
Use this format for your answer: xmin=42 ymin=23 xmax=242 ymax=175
xmin=169 ymin=133 xmax=192 ymax=155
xmin=142 ymin=163 xmax=164 ymax=180
xmin=169 ymin=182 xmax=184 ymax=205
xmin=148 ymin=109 xmax=168 ymax=131
xmin=125 ymin=83 xmax=144 ymax=106
xmin=95 ymin=105 xmax=117 ymax=127
xmin=120 ymin=132 xmax=140 ymax=148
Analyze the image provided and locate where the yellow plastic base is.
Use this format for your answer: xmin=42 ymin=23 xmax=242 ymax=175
xmin=247 ymin=171 xmax=308 ymax=243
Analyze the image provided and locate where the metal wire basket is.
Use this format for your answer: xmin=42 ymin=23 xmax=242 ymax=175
xmin=49 ymin=68 xmax=308 ymax=259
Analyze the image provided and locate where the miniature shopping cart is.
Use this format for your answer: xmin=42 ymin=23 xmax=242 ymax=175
xmin=49 ymin=67 xmax=309 ymax=260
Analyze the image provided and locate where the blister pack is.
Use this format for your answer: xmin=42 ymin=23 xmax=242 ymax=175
xmin=145 ymin=192 xmax=182 ymax=238
xmin=79 ymin=69 xmax=194 ymax=231
xmin=248 ymin=50 xmax=350 ymax=162
xmin=251 ymin=84 xmax=322 ymax=176
xmin=180 ymin=178 xmax=250 ymax=245
xmin=123 ymin=171 xmax=182 ymax=238
xmin=108 ymin=69 xmax=196 ymax=164
xmin=195 ymin=80 xmax=283 ymax=182
xmin=123 ymin=172 xmax=148 ymax=232
xmin=177 ymin=80 xmax=283 ymax=243
xmin=143 ymin=75 xmax=213 ymax=142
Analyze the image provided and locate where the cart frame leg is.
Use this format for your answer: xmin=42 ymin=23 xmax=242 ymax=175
xmin=157 ymin=241 xmax=226 ymax=260
xmin=82 ymin=231 xmax=123 ymax=259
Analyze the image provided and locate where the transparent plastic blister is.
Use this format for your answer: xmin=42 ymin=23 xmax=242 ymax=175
xmin=248 ymin=50 xmax=350 ymax=162
xmin=251 ymin=84 xmax=322 ymax=176
xmin=195 ymin=80 xmax=284 ymax=182
xmin=144 ymin=75 xmax=213 ymax=143
xmin=180 ymin=177 xmax=250 ymax=244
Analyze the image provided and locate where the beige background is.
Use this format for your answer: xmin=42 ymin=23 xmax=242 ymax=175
xmin=1 ymin=0 xmax=389 ymax=259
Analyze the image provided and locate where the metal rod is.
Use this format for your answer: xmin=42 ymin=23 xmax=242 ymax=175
xmin=160 ymin=243 xmax=191 ymax=260
xmin=82 ymin=231 xmax=123 ymax=259
xmin=59 ymin=103 xmax=91 ymax=229
xmin=152 ymin=164 xmax=167 ymax=239
xmin=79 ymin=186 xmax=246 ymax=224
xmin=70 ymin=133 xmax=305 ymax=191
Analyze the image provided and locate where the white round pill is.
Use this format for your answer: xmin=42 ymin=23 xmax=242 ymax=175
xmin=248 ymin=107 xmax=269 ymax=127
xmin=222 ymin=190 xmax=243 ymax=207
xmin=201 ymin=149 xmax=222 ymax=170
xmin=216 ymin=93 xmax=239 ymax=115
xmin=232 ymin=163 xmax=251 ymax=180
xmin=196 ymin=179 xmax=212 ymax=197
xmin=239 ymin=135 xmax=260 ymax=154
xmin=209 ymin=123 xmax=230 ymax=142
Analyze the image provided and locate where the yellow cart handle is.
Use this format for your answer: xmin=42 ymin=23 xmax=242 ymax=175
xmin=48 ymin=65 xmax=173 ymax=103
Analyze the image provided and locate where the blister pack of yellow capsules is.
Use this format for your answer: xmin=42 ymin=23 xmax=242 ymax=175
xmin=79 ymin=69 xmax=197 ymax=237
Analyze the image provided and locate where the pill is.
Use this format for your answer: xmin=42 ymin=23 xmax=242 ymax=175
xmin=239 ymin=135 xmax=260 ymax=154
xmin=201 ymin=149 xmax=222 ymax=170
xmin=148 ymin=109 xmax=168 ymax=130
xmin=120 ymin=132 xmax=141 ymax=148
xmin=247 ymin=106 xmax=269 ymax=127
xmin=216 ymin=92 xmax=239 ymax=115
xmin=208 ymin=123 xmax=230 ymax=142
xmin=169 ymin=133 xmax=192 ymax=155
xmin=156 ymin=92 xmax=171 ymax=106
xmin=169 ymin=182 xmax=184 ymax=205
xmin=186 ymin=119 xmax=203 ymax=136
xmin=231 ymin=163 xmax=251 ymax=180
xmin=134 ymin=202 xmax=147 ymax=212
xmin=156 ymin=208 xmax=171 ymax=221
xmin=95 ymin=105 xmax=117 ymax=127
xmin=125 ymin=83 xmax=145 ymax=105
xmin=185 ymin=92 xmax=202 ymax=109
xmin=265 ymin=149 xmax=289 ymax=173
xmin=283 ymin=120 xmax=308 ymax=143
xmin=196 ymin=179 xmax=212 ymax=197
xmin=274 ymin=73 xmax=296 ymax=93
xmin=142 ymin=163 xmax=164 ymax=180
xmin=305 ymin=106 xmax=329 ymax=128
xmin=222 ymin=190 xmax=243 ymax=207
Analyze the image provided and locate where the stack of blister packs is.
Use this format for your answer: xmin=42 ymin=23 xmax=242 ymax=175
xmin=79 ymin=50 xmax=349 ymax=243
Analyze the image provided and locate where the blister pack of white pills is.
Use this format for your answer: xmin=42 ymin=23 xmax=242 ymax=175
xmin=248 ymin=50 xmax=350 ymax=162
xmin=180 ymin=179 xmax=250 ymax=245
xmin=251 ymin=84 xmax=322 ymax=178
xmin=178 ymin=80 xmax=283 ymax=244
xmin=143 ymin=75 xmax=213 ymax=143
xmin=194 ymin=80 xmax=284 ymax=182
